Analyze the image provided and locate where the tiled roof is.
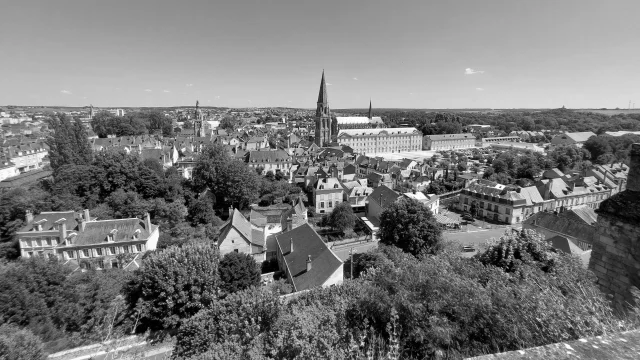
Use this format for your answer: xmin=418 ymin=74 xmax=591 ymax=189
xmin=275 ymin=224 xmax=342 ymax=292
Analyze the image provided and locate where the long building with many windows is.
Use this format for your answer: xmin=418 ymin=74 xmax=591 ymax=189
xmin=336 ymin=128 xmax=422 ymax=154
xmin=423 ymin=133 xmax=476 ymax=151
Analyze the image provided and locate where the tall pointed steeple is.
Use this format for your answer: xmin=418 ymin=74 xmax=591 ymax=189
xmin=368 ymin=99 xmax=372 ymax=119
xmin=314 ymin=70 xmax=331 ymax=146
xmin=317 ymin=70 xmax=328 ymax=105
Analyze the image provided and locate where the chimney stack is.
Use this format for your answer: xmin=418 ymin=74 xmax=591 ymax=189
xmin=289 ymin=238 xmax=293 ymax=253
xmin=25 ymin=210 xmax=34 ymax=224
xmin=145 ymin=212 xmax=152 ymax=231
xmin=59 ymin=222 xmax=67 ymax=242
xmin=83 ymin=209 xmax=90 ymax=222
xmin=306 ymin=255 xmax=312 ymax=272
xmin=626 ymin=143 xmax=640 ymax=192
xmin=286 ymin=216 xmax=293 ymax=232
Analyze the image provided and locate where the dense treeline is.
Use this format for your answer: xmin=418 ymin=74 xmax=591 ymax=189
xmin=373 ymin=108 xmax=640 ymax=135
xmin=91 ymin=110 xmax=174 ymax=138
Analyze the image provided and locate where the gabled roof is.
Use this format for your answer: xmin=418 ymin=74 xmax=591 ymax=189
xmin=275 ymin=223 xmax=342 ymax=292
xmin=547 ymin=235 xmax=584 ymax=255
xmin=246 ymin=149 xmax=291 ymax=163
xmin=218 ymin=209 xmax=263 ymax=248
xmin=564 ymin=132 xmax=596 ymax=143
xmin=367 ymin=185 xmax=400 ymax=207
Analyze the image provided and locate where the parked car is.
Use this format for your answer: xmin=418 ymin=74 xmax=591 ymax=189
xmin=463 ymin=245 xmax=476 ymax=252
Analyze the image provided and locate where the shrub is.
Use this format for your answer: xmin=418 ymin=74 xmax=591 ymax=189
xmin=219 ymin=252 xmax=261 ymax=294
xmin=0 ymin=324 xmax=45 ymax=360
xmin=125 ymin=242 xmax=220 ymax=331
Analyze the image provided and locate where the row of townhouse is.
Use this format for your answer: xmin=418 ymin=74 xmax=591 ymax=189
xmin=17 ymin=209 xmax=159 ymax=271
xmin=457 ymin=172 xmax=613 ymax=224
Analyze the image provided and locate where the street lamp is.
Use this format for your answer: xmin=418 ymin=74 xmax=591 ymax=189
xmin=349 ymin=247 xmax=355 ymax=280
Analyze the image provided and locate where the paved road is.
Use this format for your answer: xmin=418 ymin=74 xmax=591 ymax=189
xmin=332 ymin=241 xmax=378 ymax=261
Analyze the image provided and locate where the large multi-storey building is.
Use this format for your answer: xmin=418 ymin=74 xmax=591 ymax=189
xmin=17 ymin=209 xmax=159 ymax=270
xmin=423 ymin=133 xmax=476 ymax=151
xmin=337 ymin=128 xmax=422 ymax=154
xmin=458 ymin=180 xmax=549 ymax=224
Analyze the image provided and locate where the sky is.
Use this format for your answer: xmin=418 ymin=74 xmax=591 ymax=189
xmin=1 ymin=0 xmax=639 ymax=109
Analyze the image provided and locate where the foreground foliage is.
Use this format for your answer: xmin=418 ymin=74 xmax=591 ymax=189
xmin=171 ymin=232 xmax=638 ymax=360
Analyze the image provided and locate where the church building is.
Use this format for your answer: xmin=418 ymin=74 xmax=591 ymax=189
xmin=314 ymin=71 xmax=332 ymax=146
xmin=335 ymin=100 xmax=385 ymax=130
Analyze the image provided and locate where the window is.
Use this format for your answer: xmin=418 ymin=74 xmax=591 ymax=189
xmin=111 ymin=260 xmax=119 ymax=269
xmin=234 ymin=249 xmax=239 ymax=253
xmin=123 ymin=246 xmax=129 ymax=254
xmin=96 ymin=248 xmax=103 ymax=256
xmin=328 ymin=201 xmax=333 ymax=208
xmin=136 ymin=244 xmax=142 ymax=252
xmin=97 ymin=260 xmax=104 ymax=269
xmin=320 ymin=201 xmax=325 ymax=208
xmin=67 ymin=251 xmax=75 ymax=259
xmin=82 ymin=249 xmax=90 ymax=258
xmin=46 ymin=238 xmax=52 ymax=246
xmin=109 ymin=247 xmax=116 ymax=255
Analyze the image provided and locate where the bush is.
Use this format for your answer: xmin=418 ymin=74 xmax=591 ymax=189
xmin=0 ymin=324 xmax=45 ymax=360
xmin=125 ymin=242 xmax=220 ymax=331
xmin=219 ymin=252 xmax=261 ymax=294
xmin=378 ymin=198 xmax=443 ymax=256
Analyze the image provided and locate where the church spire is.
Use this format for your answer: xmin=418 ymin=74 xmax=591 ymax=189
xmin=368 ymin=99 xmax=372 ymax=119
xmin=317 ymin=70 xmax=328 ymax=105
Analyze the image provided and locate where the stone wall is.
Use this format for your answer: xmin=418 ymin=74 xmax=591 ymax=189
xmin=589 ymin=212 xmax=640 ymax=306
xmin=589 ymin=142 xmax=640 ymax=307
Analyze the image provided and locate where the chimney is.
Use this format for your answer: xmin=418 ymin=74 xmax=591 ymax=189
xmin=626 ymin=143 xmax=640 ymax=192
xmin=306 ymin=255 xmax=312 ymax=272
xmin=289 ymin=238 xmax=293 ymax=253
xmin=25 ymin=210 xmax=34 ymax=224
xmin=83 ymin=209 xmax=90 ymax=222
xmin=286 ymin=216 xmax=293 ymax=231
xmin=59 ymin=222 xmax=67 ymax=242
xmin=145 ymin=212 xmax=152 ymax=231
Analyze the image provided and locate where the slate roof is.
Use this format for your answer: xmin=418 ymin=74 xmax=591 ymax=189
xmin=0 ymin=169 xmax=52 ymax=188
xmin=367 ymin=185 xmax=400 ymax=207
xmin=72 ymin=218 xmax=154 ymax=246
xmin=19 ymin=211 xmax=78 ymax=232
xmin=564 ymin=131 xmax=596 ymax=143
xmin=425 ymin=133 xmax=474 ymax=141
xmin=275 ymin=223 xmax=343 ymax=292
xmin=547 ymin=235 xmax=584 ymax=255
xmin=218 ymin=209 xmax=264 ymax=248
xmin=523 ymin=210 xmax=597 ymax=245
xmin=337 ymin=127 xmax=419 ymax=137
xmin=246 ymin=149 xmax=291 ymax=163
xmin=335 ymin=116 xmax=384 ymax=125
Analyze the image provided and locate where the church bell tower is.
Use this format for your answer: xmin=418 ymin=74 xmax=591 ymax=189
xmin=314 ymin=70 xmax=331 ymax=146
xmin=194 ymin=100 xmax=204 ymax=137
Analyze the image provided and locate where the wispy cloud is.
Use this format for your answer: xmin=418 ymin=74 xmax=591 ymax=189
xmin=476 ymin=87 xmax=485 ymax=91
xmin=144 ymin=89 xmax=152 ymax=92
xmin=186 ymin=83 xmax=194 ymax=87
xmin=465 ymin=68 xmax=484 ymax=75
xmin=60 ymin=90 xmax=72 ymax=95
xmin=353 ymin=77 xmax=358 ymax=81
xmin=163 ymin=90 xmax=170 ymax=93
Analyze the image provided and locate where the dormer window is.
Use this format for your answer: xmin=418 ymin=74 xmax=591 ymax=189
xmin=132 ymin=229 xmax=141 ymax=240
xmin=107 ymin=229 xmax=118 ymax=242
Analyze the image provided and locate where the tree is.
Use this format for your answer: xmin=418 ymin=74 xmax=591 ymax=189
xmin=327 ymin=202 xmax=356 ymax=232
xmin=124 ymin=242 xmax=221 ymax=330
xmin=0 ymin=324 xmax=45 ymax=360
xmin=378 ymin=198 xmax=443 ymax=256
xmin=218 ymin=252 xmax=261 ymax=294
xmin=220 ymin=116 xmax=236 ymax=132
xmin=46 ymin=114 xmax=92 ymax=170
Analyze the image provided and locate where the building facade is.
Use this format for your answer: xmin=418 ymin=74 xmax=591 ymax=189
xmin=313 ymin=177 xmax=344 ymax=214
xmin=17 ymin=209 xmax=159 ymax=271
xmin=337 ymin=128 xmax=422 ymax=154
xmin=423 ymin=133 xmax=476 ymax=151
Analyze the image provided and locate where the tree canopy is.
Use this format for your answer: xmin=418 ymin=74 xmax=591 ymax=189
xmin=378 ymin=198 xmax=443 ymax=256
